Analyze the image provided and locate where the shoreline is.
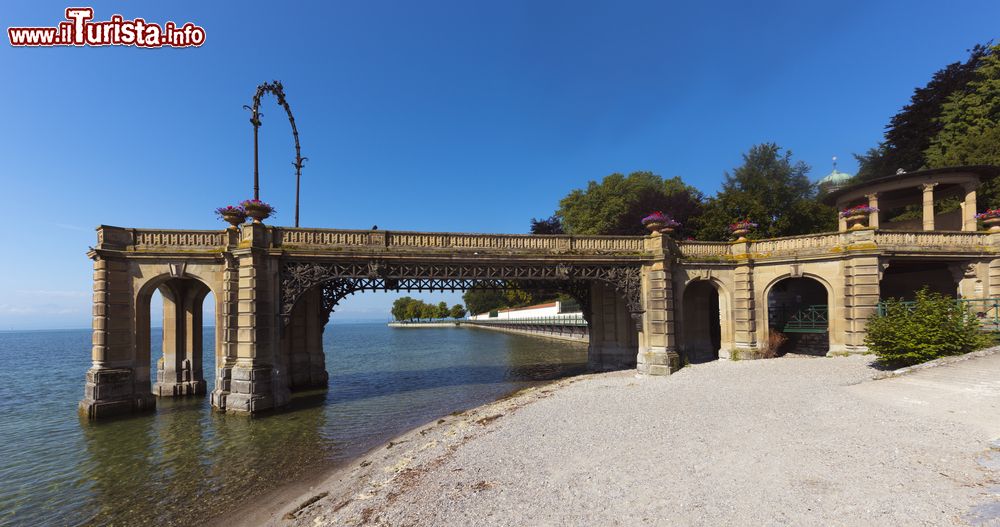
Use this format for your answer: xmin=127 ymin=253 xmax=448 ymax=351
xmin=225 ymin=372 xmax=592 ymax=527
xmin=222 ymin=373 xmax=590 ymax=527
xmin=237 ymin=354 xmax=999 ymax=526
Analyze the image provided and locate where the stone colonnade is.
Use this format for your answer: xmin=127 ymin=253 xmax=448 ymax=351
xmin=81 ymin=224 xmax=1000 ymax=419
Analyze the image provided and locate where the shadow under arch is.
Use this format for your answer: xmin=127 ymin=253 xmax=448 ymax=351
xmin=761 ymin=272 xmax=833 ymax=356
xmin=677 ymin=276 xmax=732 ymax=363
xmin=135 ymin=272 xmax=220 ymax=399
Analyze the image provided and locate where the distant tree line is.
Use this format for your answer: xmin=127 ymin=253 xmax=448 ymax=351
xmin=391 ymin=297 xmax=466 ymax=321
xmin=530 ymin=144 xmax=836 ymax=243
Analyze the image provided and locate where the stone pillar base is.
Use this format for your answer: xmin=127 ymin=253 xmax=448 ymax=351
xmin=636 ymin=347 xmax=680 ymax=376
xmin=224 ymin=364 xmax=290 ymax=414
xmin=79 ymin=367 xmax=156 ymax=419
xmin=153 ymin=379 xmax=207 ymax=396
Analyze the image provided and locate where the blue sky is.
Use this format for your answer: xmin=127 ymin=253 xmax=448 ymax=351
xmin=2 ymin=0 xmax=998 ymax=329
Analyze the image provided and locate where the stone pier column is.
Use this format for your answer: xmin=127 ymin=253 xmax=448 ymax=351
xmin=225 ymin=223 xmax=290 ymax=414
xmin=729 ymin=241 xmax=758 ymax=357
xmin=842 ymin=230 xmax=881 ymax=353
xmin=588 ymin=282 xmax=640 ymax=371
xmin=80 ymin=227 xmax=155 ymax=418
xmin=211 ymin=251 xmax=240 ymax=410
xmin=922 ymin=183 xmax=937 ymax=231
xmin=636 ymin=233 xmax=679 ymax=375
xmin=282 ymin=287 xmax=329 ymax=390
xmin=153 ymin=280 xmax=209 ymax=396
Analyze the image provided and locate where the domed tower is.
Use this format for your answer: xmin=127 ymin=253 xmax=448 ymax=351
xmin=818 ymin=156 xmax=853 ymax=192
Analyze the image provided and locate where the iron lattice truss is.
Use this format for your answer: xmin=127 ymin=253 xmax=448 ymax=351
xmin=279 ymin=260 xmax=644 ymax=325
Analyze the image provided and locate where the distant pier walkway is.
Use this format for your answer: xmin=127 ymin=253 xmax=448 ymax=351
xmin=388 ymin=314 xmax=589 ymax=343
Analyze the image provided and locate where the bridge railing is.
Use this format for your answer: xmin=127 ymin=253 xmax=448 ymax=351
xmin=274 ymin=227 xmax=647 ymax=253
xmin=678 ymin=230 xmax=995 ymax=261
xmin=96 ymin=226 xmax=230 ymax=249
xmin=873 ymin=230 xmax=990 ymax=249
xmin=876 ymin=297 xmax=1000 ymax=332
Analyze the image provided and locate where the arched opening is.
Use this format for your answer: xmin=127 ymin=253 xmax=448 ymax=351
xmin=279 ymin=286 xmax=329 ymax=392
xmin=879 ymin=260 xmax=958 ymax=300
xmin=766 ymin=276 xmax=829 ymax=356
xmin=139 ymin=276 xmax=217 ymax=398
xmin=680 ymin=281 xmax=721 ymax=363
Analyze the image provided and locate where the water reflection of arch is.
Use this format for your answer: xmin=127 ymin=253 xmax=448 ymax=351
xmin=675 ymin=274 xmax=733 ymax=362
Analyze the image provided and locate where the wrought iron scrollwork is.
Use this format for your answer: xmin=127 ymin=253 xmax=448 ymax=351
xmin=279 ymin=260 xmax=644 ymax=327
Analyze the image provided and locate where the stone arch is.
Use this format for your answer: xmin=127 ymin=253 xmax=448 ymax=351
xmin=277 ymin=284 xmax=330 ymax=392
xmin=135 ymin=271 xmax=219 ymax=397
xmin=761 ymin=273 xmax=833 ymax=356
xmin=676 ymin=276 xmax=733 ymax=362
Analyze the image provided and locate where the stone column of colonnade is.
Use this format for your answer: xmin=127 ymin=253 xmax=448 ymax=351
xmin=727 ymin=241 xmax=759 ymax=356
xmin=80 ymin=255 xmax=156 ymax=418
xmin=280 ymin=287 xmax=330 ymax=390
xmin=636 ymin=233 xmax=680 ymax=375
xmin=223 ymin=223 xmax=291 ymax=414
xmin=588 ymin=282 xmax=641 ymax=371
xmin=211 ymin=254 xmax=240 ymax=409
xmin=153 ymin=279 xmax=210 ymax=396
xmin=841 ymin=230 xmax=882 ymax=352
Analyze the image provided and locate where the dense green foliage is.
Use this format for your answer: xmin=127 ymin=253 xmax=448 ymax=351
xmin=694 ymin=144 xmax=836 ymax=240
xmin=926 ymin=43 xmax=1000 ymax=169
xmin=461 ymin=286 xmax=538 ymax=316
xmin=854 ymin=44 xmax=990 ymax=181
xmin=529 ymin=215 xmax=564 ymax=234
xmin=865 ymin=289 xmax=991 ymax=367
xmin=391 ymin=297 xmax=465 ymax=321
xmin=556 ymin=171 xmax=704 ymax=237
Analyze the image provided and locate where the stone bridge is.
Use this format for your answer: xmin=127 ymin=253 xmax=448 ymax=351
xmin=80 ymin=223 xmax=1000 ymax=418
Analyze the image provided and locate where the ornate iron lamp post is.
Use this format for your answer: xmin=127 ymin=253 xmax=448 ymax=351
xmin=244 ymin=80 xmax=307 ymax=227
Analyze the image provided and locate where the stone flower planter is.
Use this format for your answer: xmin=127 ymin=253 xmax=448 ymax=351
xmin=982 ymin=217 xmax=1000 ymax=232
xmin=846 ymin=213 xmax=867 ymax=230
xmin=221 ymin=211 xmax=245 ymax=227
xmin=731 ymin=228 xmax=750 ymax=242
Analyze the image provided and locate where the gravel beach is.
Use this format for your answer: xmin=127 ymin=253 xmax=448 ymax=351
xmin=246 ymin=354 xmax=1000 ymax=526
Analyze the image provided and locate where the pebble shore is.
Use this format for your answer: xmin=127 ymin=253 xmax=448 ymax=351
xmin=247 ymin=355 xmax=1000 ymax=526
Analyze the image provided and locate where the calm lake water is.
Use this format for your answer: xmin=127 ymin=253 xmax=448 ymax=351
xmin=0 ymin=324 xmax=587 ymax=526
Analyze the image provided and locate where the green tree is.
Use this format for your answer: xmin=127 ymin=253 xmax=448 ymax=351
xmin=461 ymin=284 xmax=551 ymax=316
xmin=436 ymin=301 xmax=450 ymax=319
xmin=855 ymin=44 xmax=990 ymax=180
xmin=419 ymin=302 xmax=438 ymax=321
xmin=529 ymin=215 xmax=564 ymax=234
xmin=926 ymin=43 xmax=1000 ymax=167
xmin=865 ymin=289 xmax=991 ymax=367
xmin=695 ymin=143 xmax=836 ymax=241
xmin=391 ymin=296 xmax=415 ymax=321
xmin=403 ymin=300 xmax=422 ymax=321
xmin=556 ymin=171 xmax=703 ymax=236
xmin=449 ymin=304 xmax=467 ymax=319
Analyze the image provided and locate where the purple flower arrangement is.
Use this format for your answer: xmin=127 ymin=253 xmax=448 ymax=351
xmin=641 ymin=211 xmax=681 ymax=228
xmin=729 ymin=219 xmax=758 ymax=232
xmin=840 ymin=204 xmax=878 ymax=218
xmin=240 ymin=199 xmax=276 ymax=214
xmin=975 ymin=208 xmax=1000 ymax=220
xmin=215 ymin=205 xmax=247 ymax=225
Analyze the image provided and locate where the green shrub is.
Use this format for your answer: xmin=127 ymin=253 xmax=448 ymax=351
xmin=865 ymin=289 xmax=992 ymax=368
